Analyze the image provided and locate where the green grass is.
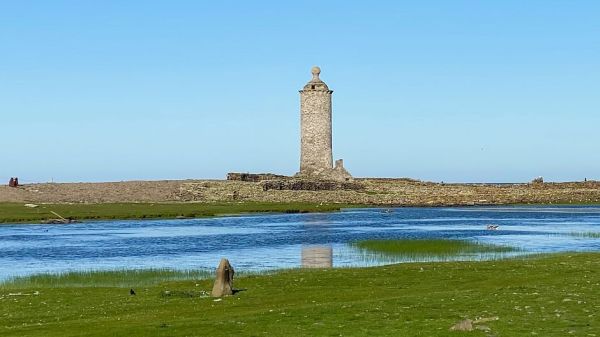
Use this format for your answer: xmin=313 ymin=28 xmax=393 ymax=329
xmin=352 ymin=239 xmax=516 ymax=258
xmin=1 ymin=269 xmax=278 ymax=289
xmin=0 ymin=202 xmax=360 ymax=224
xmin=1 ymin=269 xmax=213 ymax=289
xmin=1 ymin=253 xmax=598 ymax=336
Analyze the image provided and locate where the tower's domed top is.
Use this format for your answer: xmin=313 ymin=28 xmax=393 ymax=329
xmin=311 ymin=66 xmax=321 ymax=77
xmin=303 ymin=66 xmax=330 ymax=91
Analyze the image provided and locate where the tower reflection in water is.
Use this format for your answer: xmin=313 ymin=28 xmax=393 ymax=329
xmin=301 ymin=245 xmax=333 ymax=268
xmin=300 ymin=214 xmax=333 ymax=268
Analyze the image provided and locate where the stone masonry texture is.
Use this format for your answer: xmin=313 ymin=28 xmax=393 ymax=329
xmin=299 ymin=66 xmax=333 ymax=176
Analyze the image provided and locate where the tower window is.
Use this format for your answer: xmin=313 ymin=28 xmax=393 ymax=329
xmin=311 ymin=85 xmax=315 ymax=89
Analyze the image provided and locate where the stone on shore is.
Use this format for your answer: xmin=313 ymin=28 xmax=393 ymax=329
xmin=450 ymin=319 xmax=473 ymax=331
xmin=211 ymin=258 xmax=235 ymax=297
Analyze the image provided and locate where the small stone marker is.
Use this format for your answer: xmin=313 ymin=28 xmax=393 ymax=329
xmin=450 ymin=319 xmax=473 ymax=331
xmin=450 ymin=316 xmax=498 ymax=332
xmin=211 ymin=258 xmax=235 ymax=297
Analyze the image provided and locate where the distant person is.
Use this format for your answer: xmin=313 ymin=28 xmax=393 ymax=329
xmin=8 ymin=178 xmax=14 ymax=187
xmin=14 ymin=177 xmax=19 ymax=187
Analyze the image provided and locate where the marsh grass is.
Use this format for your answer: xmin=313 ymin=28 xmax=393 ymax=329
xmin=0 ymin=269 xmax=213 ymax=289
xmin=0 ymin=268 xmax=280 ymax=289
xmin=351 ymin=238 xmax=516 ymax=260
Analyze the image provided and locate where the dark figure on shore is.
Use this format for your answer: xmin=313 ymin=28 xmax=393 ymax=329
xmin=129 ymin=288 xmax=136 ymax=295
xmin=14 ymin=177 xmax=18 ymax=187
xmin=8 ymin=178 xmax=14 ymax=187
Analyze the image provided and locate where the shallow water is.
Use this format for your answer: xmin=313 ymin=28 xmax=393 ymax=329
xmin=1 ymin=206 xmax=599 ymax=280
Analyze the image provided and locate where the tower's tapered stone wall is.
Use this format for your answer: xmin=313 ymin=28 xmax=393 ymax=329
xmin=297 ymin=66 xmax=352 ymax=181
xmin=300 ymin=66 xmax=333 ymax=175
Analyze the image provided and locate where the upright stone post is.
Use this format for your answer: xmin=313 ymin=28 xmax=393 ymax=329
xmin=211 ymin=258 xmax=235 ymax=297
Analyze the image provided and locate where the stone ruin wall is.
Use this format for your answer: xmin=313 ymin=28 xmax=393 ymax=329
xmin=261 ymin=179 xmax=363 ymax=191
xmin=226 ymin=173 xmax=287 ymax=182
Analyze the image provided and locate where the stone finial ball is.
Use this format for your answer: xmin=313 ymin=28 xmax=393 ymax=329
xmin=311 ymin=66 xmax=321 ymax=76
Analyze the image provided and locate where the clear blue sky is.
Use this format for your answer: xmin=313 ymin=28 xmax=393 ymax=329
xmin=1 ymin=1 xmax=599 ymax=183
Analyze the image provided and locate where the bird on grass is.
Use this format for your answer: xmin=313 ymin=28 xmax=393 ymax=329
xmin=130 ymin=289 xmax=136 ymax=295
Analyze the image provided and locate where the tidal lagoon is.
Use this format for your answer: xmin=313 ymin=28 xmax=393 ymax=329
xmin=1 ymin=206 xmax=599 ymax=280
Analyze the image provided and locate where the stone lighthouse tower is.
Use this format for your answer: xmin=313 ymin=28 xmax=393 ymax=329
xmin=298 ymin=66 xmax=352 ymax=181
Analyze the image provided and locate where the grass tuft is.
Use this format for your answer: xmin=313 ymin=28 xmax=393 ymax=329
xmin=0 ymin=269 xmax=212 ymax=289
xmin=351 ymin=238 xmax=516 ymax=259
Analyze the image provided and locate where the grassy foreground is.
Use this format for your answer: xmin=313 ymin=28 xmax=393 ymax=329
xmin=0 ymin=202 xmax=358 ymax=224
xmin=1 ymin=253 xmax=598 ymax=336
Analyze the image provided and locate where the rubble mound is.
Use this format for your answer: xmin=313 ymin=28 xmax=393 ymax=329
xmin=261 ymin=179 xmax=364 ymax=191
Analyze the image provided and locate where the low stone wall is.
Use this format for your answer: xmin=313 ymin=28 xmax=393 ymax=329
xmin=261 ymin=179 xmax=363 ymax=191
xmin=226 ymin=173 xmax=288 ymax=182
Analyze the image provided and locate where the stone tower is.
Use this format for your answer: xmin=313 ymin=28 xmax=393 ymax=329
xmin=297 ymin=66 xmax=352 ymax=181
